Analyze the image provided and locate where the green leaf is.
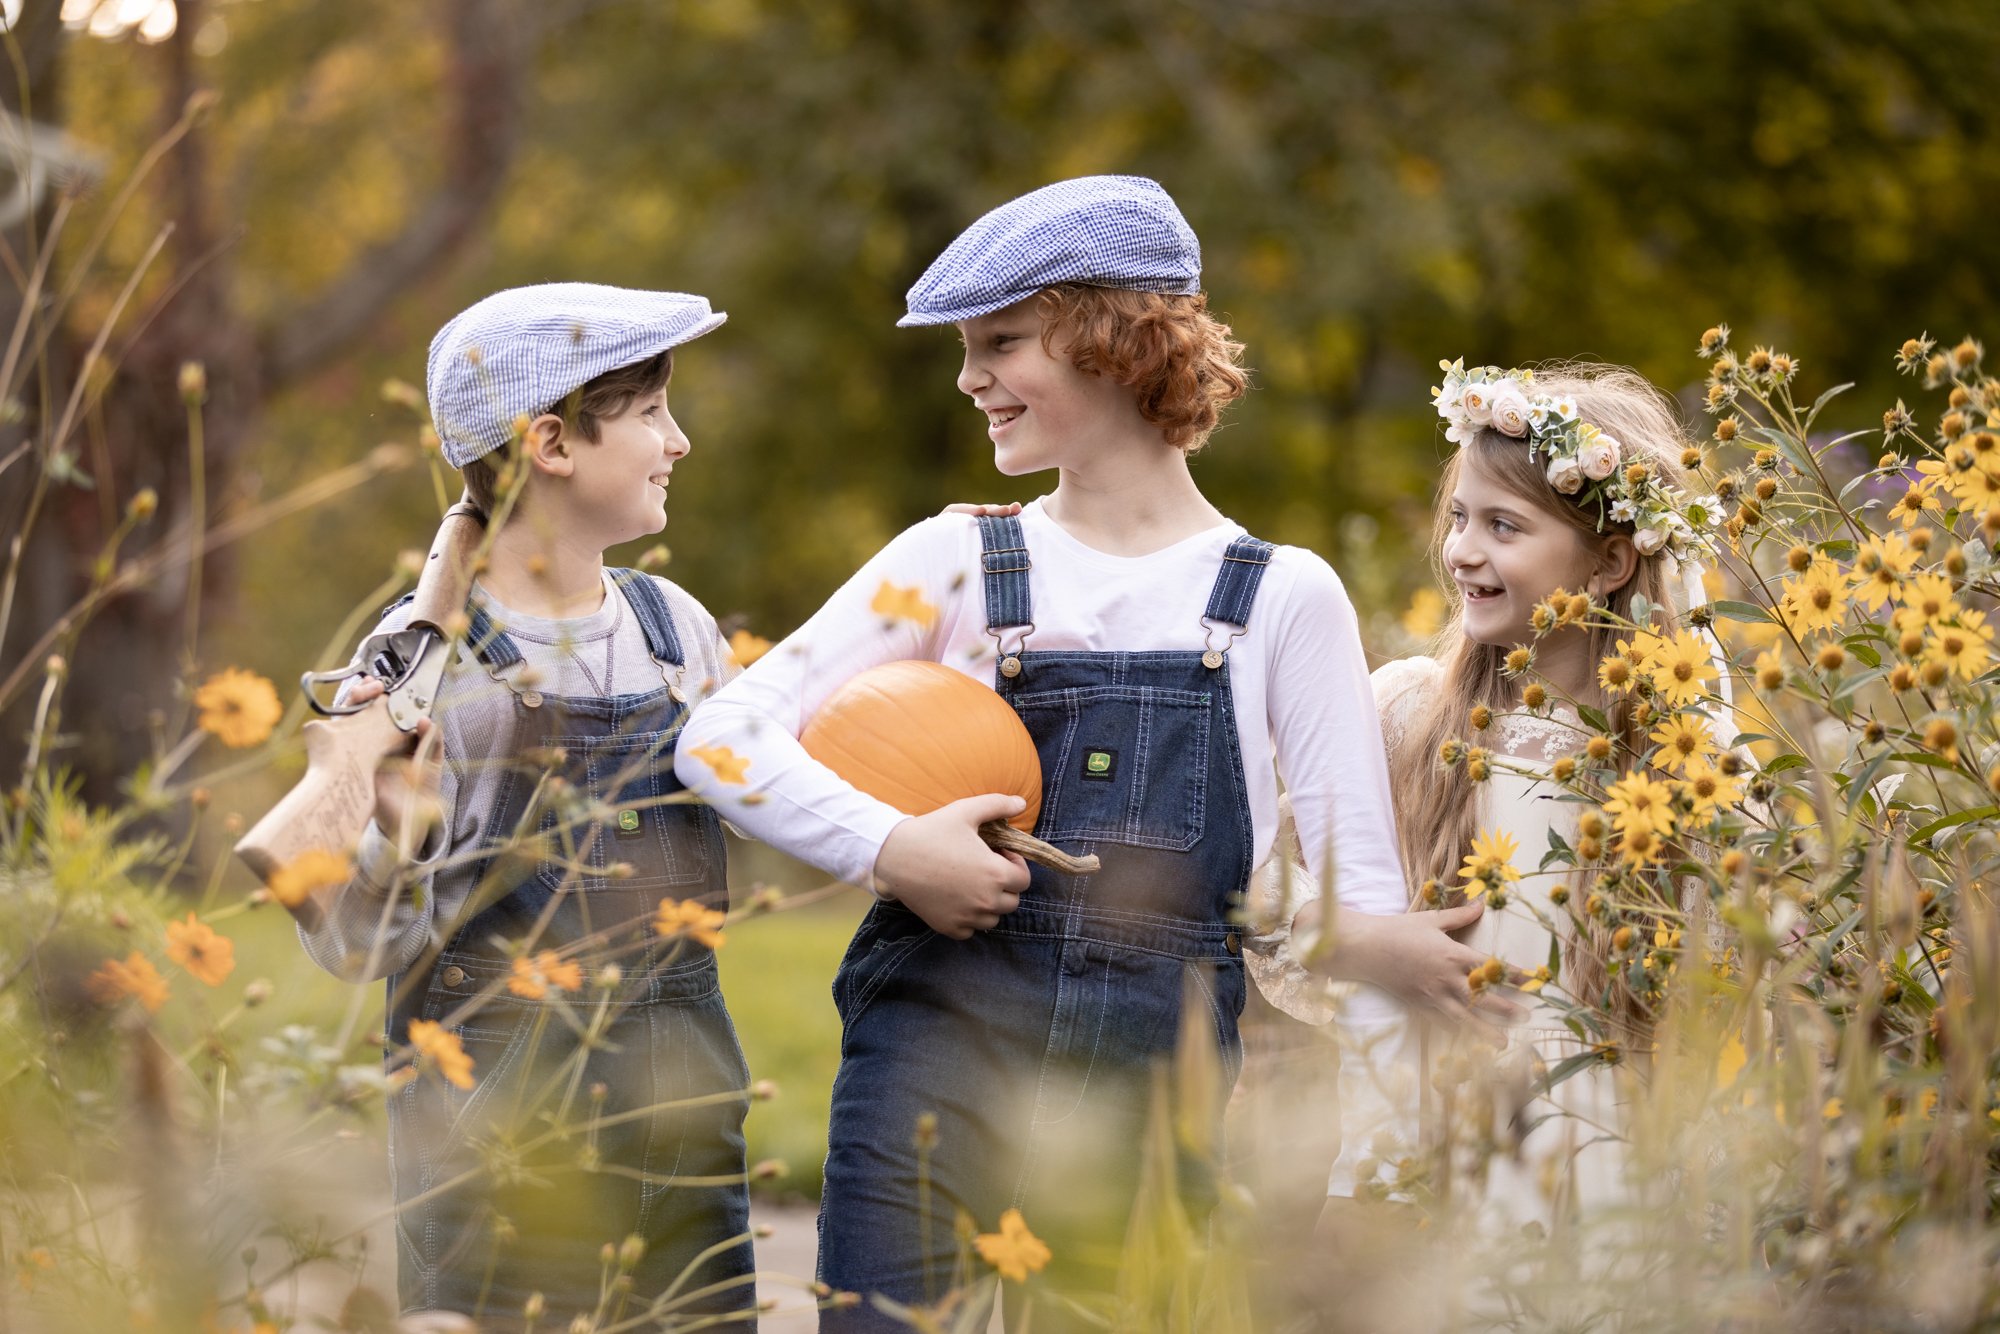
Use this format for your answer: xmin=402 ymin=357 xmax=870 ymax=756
xmin=1539 ymin=1050 xmax=1606 ymax=1094
xmin=1577 ymin=706 xmax=1610 ymax=733
xmin=1910 ymin=806 xmax=1997 ymax=844
xmin=1764 ymin=753 xmax=1807 ymax=774
xmin=1711 ymin=600 xmax=1772 ymax=624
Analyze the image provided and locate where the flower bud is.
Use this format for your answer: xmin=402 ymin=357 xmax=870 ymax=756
xmin=1522 ymin=683 xmax=1547 ymax=710
xmin=244 ymin=978 xmax=274 ymax=1007
xmin=1786 ymin=545 xmax=1813 ymax=572
xmin=1469 ymin=704 xmax=1493 ymax=731
xmin=127 ymin=488 xmax=158 ymax=520
xmin=1755 ymin=477 xmax=1779 ymax=500
xmin=1816 ymin=644 xmax=1845 ymax=672
xmin=178 ymin=361 xmax=207 ymax=403
xmin=1715 ymin=416 xmax=1739 ymax=443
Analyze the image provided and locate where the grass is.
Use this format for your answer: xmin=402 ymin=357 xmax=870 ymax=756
xmin=720 ymin=882 xmax=869 ymax=1203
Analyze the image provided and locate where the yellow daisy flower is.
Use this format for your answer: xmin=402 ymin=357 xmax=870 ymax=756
xmin=1458 ymin=828 xmax=1523 ymax=897
xmin=1923 ymin=610 xmax=1995 ymax=681
xmin=1679 ymin=759 xmax=1745 ymax=822
xmin=1603 ymin=769 xmax=1678 ymax=838
xmin=1648 ymin=714 xmax=1719 ymax=775
xmin=1777 ymin=558 xmax=1849 ymax=637
xmin=194 ymin=668 xmax=283 ymax=749
xmin=1648 ymin=629 xmax=1720 ymax=706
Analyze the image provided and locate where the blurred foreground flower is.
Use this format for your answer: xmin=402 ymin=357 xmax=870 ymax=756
xmin=266 ymin=848 xmax=353 ymax=909
xmin=86 ymin=951 xmax=171 ymax=1014
xmin=655 ymin=899 xmax=728 ymax=949
xmin=508 ymin=951 xmax=582 ymax=998
xmin=194 ymin=667 xmax=283 ymax=748
xmin=870 ymin=580 xmax=939 ymax=630
xmin=727 ymin=628 xmax=772 ymax=667
xmin=165 ymin=912 xmax=235 ymax=986
xmin=407 ymin=1020 xmax=475 ymax=1090
xmin=1400 ymin=586 xmax=1445 ymax=640
xmin=974 ymin=1208 xmax=1051 ymax=1283
xmin=688 ymin=743 xmax=750 ymax=785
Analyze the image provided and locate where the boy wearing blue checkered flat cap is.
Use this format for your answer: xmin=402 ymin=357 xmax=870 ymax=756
xmin=300 ymin=283 xmax=757 ymax=1329
xmin=682 ymin=178 xmax=1462 ymax=1325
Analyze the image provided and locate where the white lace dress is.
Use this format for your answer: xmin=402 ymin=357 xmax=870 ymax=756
xmin=1248 ymin=656 xmax=1631 ymax=1225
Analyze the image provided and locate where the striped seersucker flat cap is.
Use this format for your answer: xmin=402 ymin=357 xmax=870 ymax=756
xmin=426 ymin=282 xmax=727 ymax=467
xmin=898 ymin=175 xmax=1201 ymax=327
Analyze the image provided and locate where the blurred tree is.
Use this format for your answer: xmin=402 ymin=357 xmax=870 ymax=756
xmin=2 ymin=0 xmax=534 ymax=795
xmin=18 ymin=0 xmax=1999 ymax=802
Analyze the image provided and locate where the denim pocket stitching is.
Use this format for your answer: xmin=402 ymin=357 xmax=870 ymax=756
xmin=1012 ymin=687 xmax=1210 ymax=853
xmin=843 ymin=929 xmax=935 ymax=1027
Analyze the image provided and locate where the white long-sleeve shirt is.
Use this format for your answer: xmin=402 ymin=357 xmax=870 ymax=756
xmin=674 ymin=500 xmax=1409 ymax=1024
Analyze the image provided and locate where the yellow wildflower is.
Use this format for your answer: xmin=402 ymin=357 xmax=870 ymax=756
xmin=688 ymin=743 xmax=751 ymax=785
xmin=656 ymin=898 xmax=729 ymax=950
xmin=165 ymin=912 xmax=235 ymax=987
xmin=1618 ymin=824 xmax=1665 ymax=866
xmin=1923 ymin=610 xmax=1995 ymax=681
xmin=975 ymin=1208 xmax=1052 ymax=1283
xmin=1649 ymin=629 xmax=1720 ymax=706
xmin=1621 ymin=630 xmax=1663 ymax=669
xmin=1648 ymin=714 xmax=1718 ymax=774
xmin=508 ymin=950 xmax=584 ymax=999
xmin=266 ymin=848 xmax=353 ymax=910
xmin=1849 ymin=533 xmax=1915 ymax=610
xmin=1679 ymin=759 xmax=1745 ymax=821
xmin=1888 ymin=474 xmax=1942 ymax=529
xmin=726 ymin=629 xmax=772 ymax=667
xmin=870 ymin=580 xmax=939 ymax=630
xmin=1458 ymin=828 xmax=1523 ymax=897
xmin=194 ymin=668 xmax=283 ymax=749
xmin=1894 ymin=574 xmax=1961 ymax=632
xmin=1777 ymin=559 xmax=1848 ymax=637
xmin=1603 ymin=769 xmax=1678 ymax=838
xmin=1754 ymin=647 xmax=1785 ymax=692
xmin=1597 ymin=653 xmax=1636 ymax=695
xmin=86 ymin=951 xmax=171 ymax=1014
xmin=408 ymin=1020 xmax=475 ymax=1090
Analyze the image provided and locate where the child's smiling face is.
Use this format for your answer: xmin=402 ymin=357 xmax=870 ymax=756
xmin=565 ymin=383 xmax=688 ymax=546
xmin=954 ymin=296 xmax=1145 ymax=476
xmin=1443 ymin=450 xmax=1598 ymax=647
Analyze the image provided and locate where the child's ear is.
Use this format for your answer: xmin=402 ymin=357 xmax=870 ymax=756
xmin=1590 ymin=535 xmax=1640 ymax=599
xmin=521 ymin=413 xmax=575 ymax=479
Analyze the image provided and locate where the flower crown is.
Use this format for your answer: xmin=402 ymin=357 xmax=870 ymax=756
xmin=1432 ymin=359 xmax=1718 ymax=559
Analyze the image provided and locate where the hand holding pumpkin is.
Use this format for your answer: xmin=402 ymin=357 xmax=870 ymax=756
xmin=873 ymin=793 xmax=1033 ymax=939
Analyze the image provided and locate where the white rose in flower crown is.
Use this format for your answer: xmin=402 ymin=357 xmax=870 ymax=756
xmin=1546 ymin=453 xmax=1585 ymax=494
xmin=1488 ymin=382 xmax=1534 ymax=438
xmin=1633 ymin=526 xmax=1667 ymax=556
xmin=1459 ymin=380 xmax=1497 ymax=427
xmin=1580 ymin=433 xmax=1622 ymax=480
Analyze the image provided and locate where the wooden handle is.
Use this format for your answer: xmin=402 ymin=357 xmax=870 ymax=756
xmin=405 ymin=504 xmax=486 ymax=631
xmin=234 ymin=698 xmax=409 ymax=931
xmin=978 ymin=820 xmax=1100 ymax=875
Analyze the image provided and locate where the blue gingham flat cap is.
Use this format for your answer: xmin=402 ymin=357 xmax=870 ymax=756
xmin=427 ymin=282 xmax=727 ymax=466
xmin=899 ymin=175 xmax=1201 ymax=327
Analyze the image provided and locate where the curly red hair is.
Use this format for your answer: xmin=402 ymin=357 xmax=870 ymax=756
xmin=1034 ymin=285 xmax=1249 ymax=452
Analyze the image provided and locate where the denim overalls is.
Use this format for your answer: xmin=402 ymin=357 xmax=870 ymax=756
xmin=817 ymin=517 xmax=1273 ymax=1328
xmin=386 ymin=570 xmax=753 ymax=1329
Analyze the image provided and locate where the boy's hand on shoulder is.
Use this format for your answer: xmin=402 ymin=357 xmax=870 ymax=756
xmin=345 ymin=677 xmax=445 ymax=856
xmin=872 ymin=794 xmax=1031 ymax=940
xmin=939 ymin=501 xmax=1023 ymax=518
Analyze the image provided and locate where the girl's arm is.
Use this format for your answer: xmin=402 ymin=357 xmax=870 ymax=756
xmin=674 ymin=517 xmax=1029 ymax=935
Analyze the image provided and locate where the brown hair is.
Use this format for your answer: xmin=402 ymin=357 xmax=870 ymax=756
xmin=1388 ymin=363 xmax=1697 ymax=1031
xmin=460 ymin=350 xmax=674 ymax=515
xmin=1033 ymin=285 xmax=1249 ymax=452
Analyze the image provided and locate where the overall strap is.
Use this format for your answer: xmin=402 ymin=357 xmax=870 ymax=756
xmin=609 ymin=568 xmax=687 ymax=667
xmin=976 ymin=514 xmax=1033 ymax=632
xmin=465 ymin=603 xmax=524 ymax=671
xmin=1203 ymin=534 xmax=1276 ymax=628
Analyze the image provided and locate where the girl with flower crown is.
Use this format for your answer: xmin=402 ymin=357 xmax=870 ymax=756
xmin=1254 ymin=359 xmax=1732 ymax=1240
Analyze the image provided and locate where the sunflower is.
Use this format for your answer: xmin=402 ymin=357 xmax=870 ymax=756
xmin=1648 ymin=714 xmax=1719 ymax=775
xmin=194 ymin=668 xmax=283 ymax=749
xmin=1649 ymin=629 xmax=1720 ymax=706
xmin=1888 ymin=475 xmax=1944 ymax=529
xmin=1597 ymin=653 xmax=1636 ymax=695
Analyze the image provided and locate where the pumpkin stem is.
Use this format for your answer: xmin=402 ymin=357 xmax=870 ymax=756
xmin=978 ymin=821 xmax=1101 ymax=875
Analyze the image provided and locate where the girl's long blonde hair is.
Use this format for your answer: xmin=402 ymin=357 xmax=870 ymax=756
xmin=1389 ymin=362 xmax=1697 ymax=1024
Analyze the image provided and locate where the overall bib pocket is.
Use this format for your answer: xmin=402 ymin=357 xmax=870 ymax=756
xmin=1009 ymin=685 xmax=1211 ymax=852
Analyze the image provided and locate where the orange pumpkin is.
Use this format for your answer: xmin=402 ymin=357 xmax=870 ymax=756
xmin=801 ymin=660 xmax=1042 ymax=832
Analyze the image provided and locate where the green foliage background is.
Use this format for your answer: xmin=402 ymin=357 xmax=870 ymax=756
xmin=55 ymin=0 xmax=2000 ymax=675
